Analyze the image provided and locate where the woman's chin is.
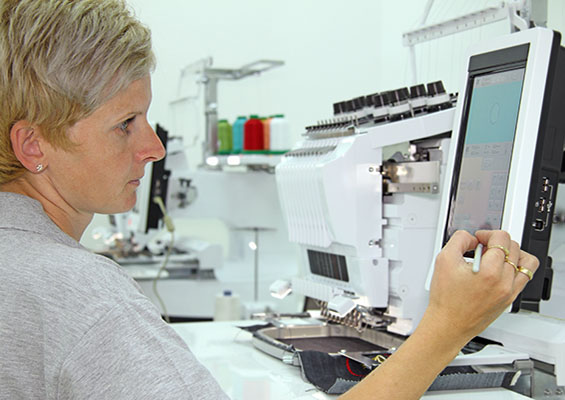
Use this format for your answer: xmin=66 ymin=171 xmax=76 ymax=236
xmin=99 ymin=195 xmax=137 ymax=215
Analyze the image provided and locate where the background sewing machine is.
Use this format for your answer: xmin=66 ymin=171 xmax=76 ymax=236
xmin=103 ymin=126 xmax=222 ymax=279
xmin=95 ymin=58 xmax=304 ymax=321
xmin=102 ymin=129 xmax=303 ymax=320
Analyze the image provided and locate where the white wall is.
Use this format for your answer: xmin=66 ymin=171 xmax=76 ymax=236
xmin=82 ymin=0 xmax=565 ymax=251
xmin=128 ymin=0 xmax=565 ymax=166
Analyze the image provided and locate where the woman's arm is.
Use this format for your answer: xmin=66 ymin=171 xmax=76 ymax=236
xmin=340 ymin=229 xmax=539 ymax=400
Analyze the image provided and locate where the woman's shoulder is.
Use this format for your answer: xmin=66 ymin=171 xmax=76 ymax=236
xmin=46 ymin=240 xmax=142 ymax=297
xmin=2 ymin=230 xmax=144 ymax=305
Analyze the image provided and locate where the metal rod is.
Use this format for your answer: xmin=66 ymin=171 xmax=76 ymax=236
xmin=407 ymin=0 xmax=434 ymax=87
xmin=403 ymin=5 xmax=510 ymax=47
xmin=409 ymin=45 xmax=418 ymax=86
xmin=254 ymin=228 xmax=259 ymax=302
xmin=203 ymin=77 xmax=218 ymax=158
xmin=420 ymin=0 xmax=435 ymax=26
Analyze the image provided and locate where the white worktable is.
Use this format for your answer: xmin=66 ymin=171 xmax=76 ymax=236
xmin=122 ymin=259 xmax=303 ymax=319
xmin=171 ymin=321 xmax=531 ymax=400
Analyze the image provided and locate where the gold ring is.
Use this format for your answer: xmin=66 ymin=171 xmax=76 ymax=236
xmin=517 ymin=266 xmax=534 ymax=281
xmin=504 ymin=258 xmax=519 ymax=272
xmin=488 ymin=244 xmax=510 ymax=257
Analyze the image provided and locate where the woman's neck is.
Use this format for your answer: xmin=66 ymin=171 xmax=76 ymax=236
xmin=0 ymin=176 xmax=93 ymax=241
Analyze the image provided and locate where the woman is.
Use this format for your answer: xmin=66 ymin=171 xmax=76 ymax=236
xmin=0 ymin=0 xmax=538 ymax=399
xmin=0 ymin=1 xmax=227 ymax=398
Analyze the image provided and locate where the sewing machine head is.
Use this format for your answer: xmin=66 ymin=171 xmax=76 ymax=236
xmin=275 ymin=88 xmax=456 ymax=335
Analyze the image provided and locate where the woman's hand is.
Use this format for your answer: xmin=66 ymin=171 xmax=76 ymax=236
xmin=425 ymin=229 xmax=540 ymax=341
xmin=340 ymin=229 xmax=539 ymax=400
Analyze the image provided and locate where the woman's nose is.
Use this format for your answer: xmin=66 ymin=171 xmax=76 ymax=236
xmin=137 ymin=122 xmax=166 ymax=163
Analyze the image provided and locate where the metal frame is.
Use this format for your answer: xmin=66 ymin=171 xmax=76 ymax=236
xmin=172 ymin=58 xmax=284 ymax=160
xmin=402 ymin=0 xmax=545 ymax=85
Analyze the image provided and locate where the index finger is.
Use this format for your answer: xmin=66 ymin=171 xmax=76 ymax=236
xmin=442 ymin=230 xmax=479 ymax=259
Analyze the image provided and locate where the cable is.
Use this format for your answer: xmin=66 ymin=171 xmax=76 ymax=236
xmin=153 ymin=196 xmax=175 ymax=233
xmin=152 ymin=232 xmax=173 ymax=323
xmin=151 ymin=196 xmax=174 ymax=323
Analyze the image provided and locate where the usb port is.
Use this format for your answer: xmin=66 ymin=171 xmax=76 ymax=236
xmin=542 ymin=177 xmax=550 ymax=192
xmin=533 ymin=219 xmax=545 ymax=231
xmin=537 ymin=198 xmax=547 ymax=213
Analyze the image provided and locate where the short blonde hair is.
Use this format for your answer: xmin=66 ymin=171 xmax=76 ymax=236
xmin=0 ymin=0 xmax=155 ymax=184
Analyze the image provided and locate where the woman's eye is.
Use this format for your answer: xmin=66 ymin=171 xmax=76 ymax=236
xmin=119 ymin=117 xmax=135 ymax=134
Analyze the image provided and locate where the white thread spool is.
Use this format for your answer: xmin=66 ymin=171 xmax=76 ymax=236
xmin=213 ymin=290 xmax=241 ymax=321
xmin=269 ymin=114 xmax=291 ymax=152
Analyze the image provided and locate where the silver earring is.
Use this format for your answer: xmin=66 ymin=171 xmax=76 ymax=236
xmin=35 ymin=164 xmax=43 ymax=172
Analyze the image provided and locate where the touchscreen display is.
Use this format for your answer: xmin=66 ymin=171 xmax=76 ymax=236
xmin=445 ymin=68 xmax=525 ymax=240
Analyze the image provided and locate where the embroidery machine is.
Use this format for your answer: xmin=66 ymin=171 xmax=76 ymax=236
xmin=251 ymin=27 xmax=565 ymax=398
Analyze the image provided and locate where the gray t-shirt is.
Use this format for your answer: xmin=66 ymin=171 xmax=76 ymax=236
xmin=0 ymin=192 xmax=229 ymax=399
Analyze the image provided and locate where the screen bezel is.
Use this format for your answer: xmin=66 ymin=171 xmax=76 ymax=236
xmin=442 ymin=46 xmax=529 ymax=250
xmin=428 ymin=28 xmax=560 ymax=312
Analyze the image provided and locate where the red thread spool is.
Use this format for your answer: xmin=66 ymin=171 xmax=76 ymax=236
xmin=243 ymin=115 xmax=264 ymax=151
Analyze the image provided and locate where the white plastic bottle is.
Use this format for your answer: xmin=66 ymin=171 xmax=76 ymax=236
xmin=213 ymin=290 xmax=241 ymax=321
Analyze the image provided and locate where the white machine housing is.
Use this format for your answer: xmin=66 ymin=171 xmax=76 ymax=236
xmin=276 ymin=107 xmax=454 ymax=335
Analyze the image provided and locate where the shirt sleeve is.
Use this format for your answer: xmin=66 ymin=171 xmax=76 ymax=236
xmin=56 ymin=298 xmax=229 ymax=400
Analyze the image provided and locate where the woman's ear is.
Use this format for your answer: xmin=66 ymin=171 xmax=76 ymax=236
xmin=10 ymin=121 xmax=47 ymax=173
